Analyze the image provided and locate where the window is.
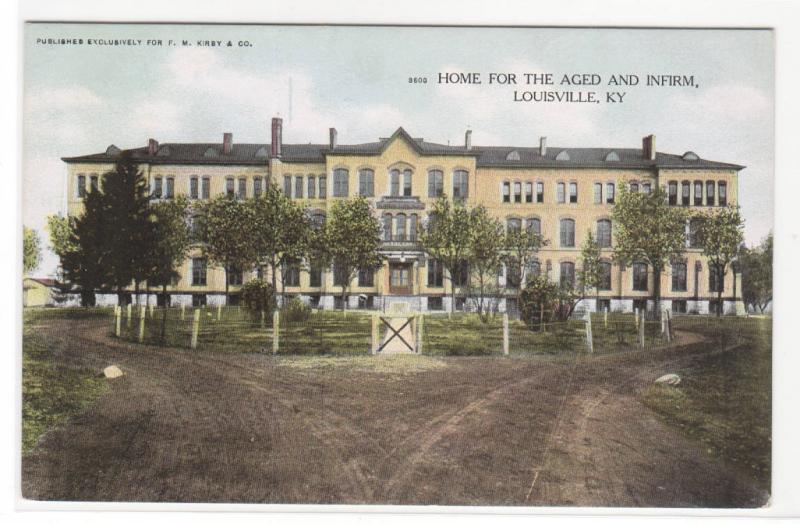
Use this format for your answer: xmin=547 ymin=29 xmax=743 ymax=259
xmin=192 ymin=294 xmax=207 ymax=307
xmin=694 ymin=181 xmax=703 ymax=206
xmin=428 ymin=170 xmax=444 ymax=198
xmin=390 ymin=266 xmax=410 ymax=288
xmin=560 ymin=218 xmax=575 ymax=247
xmin=77 ymin=175 xmax=86 ymax=198
xmin=294 ymin=176 xmax=303 ymax=199
xmin=672 ymin=262 xmax=687 ymax=291
xmin=160 ymin=177 xmax=172 ymax=199
xmin=318 ymin=175 xmax=327 ymax=199
xmin=556 ymin=182 xmax=566 ymax=203
xmin=358 ymin=169 xmax=374 ymax=197
xmin=333 ymin=264 xmax=349 ymax=287
xmin=190 ymin=177 xmax=199 ymax=199
xmin=383 ymin=213 xmax=392 ymax=241
xmin=357 ymin=267 xmax=374 ymax=287
xmin=526 ymin=217 xmax=541 ymax=236
xmin=390 ymin=169 xmax=400 ymax=196
xmin=403 ymin=170 xmax=412 ymax=196
xmin=642 ymin=182 xmax=651 ymax=194
xmin=310 ymin=212 xmax=326 ymax=230
xmin=307 ymin=176 xmax=315 ymax=199
xmin=706 ymin=180 xmax=715 ymax=206
xmin=524 ymin=181 xmax=533 ymax=203
xmin=506 ymin=257 xmax=521 ymax=289
xmin=409 ymin=214 xmax=418 ymax=240
xmin=606 ymin=183 xmax=615 ymax=204
xmin=253 ymin=177 xmax=263 ymax=198
xmin=632 ymin=262 xmax=648 ymax=291
xmin=569 ymin=182 xmax=578 ymax=203
xmin=309 ymin=261 xmax=323 ymax=288
xmin=668 ymin=181 xmax=678 ymax=206
xmin=681 ymin=181 xmax=690 ymax=206
xmin=284 ymin=259 xmax=300 ymax=287
xmin=502 ymin=181 xmax=511 ymax=203
xmin=238 ymin=178 xmax=247 ymax=199
xmin=599 ymin=261 xmax=612 ymax=290
xmin=689 ymin=217 xmax=703 ymax=248
xmin=428 ymin=296 xmax=444 ymax=311
xmin=227 ymin=267 xmax=243 ymax=286
xmin=594 ymin=183 xmax=602 ymax=204
xmin=283 ymin=175 xmax=292 ymax=196
xmin=395 ymin=213 xmax=407 ymax=240
xmin=709 ymin=264 xmax=724 ymax=292
xmin=630 ymin=182 xmax=639 ymax=193
xmin=198 ymin=177 xmax=209 ymax=200
xmin=226 ymin=177 xmax=235 ymax=197
xmin=451 ymin=169 xmax=468 ymax=200
xmin=90 ymin=175 xmax=99 ymax=192
xmin=153 ymin=176 xmax=163 ymax=198
xmin=596 ymin=219 xmax=612 ymax=248
xmin=454 ymin=260 xmax=470 ymax=287
xmin=597 ymin=298 xmax=611 ymax=312
xmin=192 ymin=258 xmax=207 ymax=286
xmin=559 ymin=262 xmax=575 ymax=290
xmin=507 ymin=217 xmax=522 ymax=232
xmin=536 ymin=181 xmax=544 ymax=203
xmin=709 ymin=300 xmax=723 ymax=315
xmin=333 ymin=169 xmax=349 ymax=197
xmin=526 ymin=259 xmax=541 ymax=280
xmin=672 ymin=300 xmax=687 ymax=314
xmin=718 ymin=181 xmax=727 ymax=206
xmin=427 ymin=259 xmax=444 ymax=287
xmin=513 ymin=182 xmax=522 ymax=203
xmin=455 ymin=297 xmax=467 ymax=311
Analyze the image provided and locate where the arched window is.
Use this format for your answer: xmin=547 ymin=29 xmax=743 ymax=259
xmin=409 ymin=214 xmax=418 ymax=240
xmin=709 ymin=264 xmax=724 ymax=292
xmin=599 ymin=261 xmax=612 ymax=290
xmin=453 ymin=170 xmax=469 ymax=200
xmin=632 ymin=262 xmax=648 ymax=291
xmin=382 ymin=213 xmax=393 ymax=241
xmin=526 ymin=259 xmax=541 ymax=279
xmin=718 ymin=181 xmax=727 ymax=206
xmin=310 ymin=212 xmax=326 ymax=230
xmin=77 ymin=174 xmax=86 ymax=198
xmin=560 ymin=218 xmax=575 ymax=247
xmin=556 ymin=182 xmax=566 ymax=203
xmin=694 ymin=180 xmax=703 ymax=206
xmin=641 ymin=182 xmax=651 ymax=194
xmin=606 ymin=182 xmax=615 ymax=204
xmin=672 ymin=261 xmax=687 ymax=291
xmin=596 ymin=219 xmax=612 ymax=248
xmin=395 ymin=213 xmax=407 ymax=241
xmin=428 ymin=170 xmax=443 ymax=197
xmin=559 ymin=261 xmax=575 ymax=290
xmin=333 ymin=168 xmax=349 ymax=197
xmin=390 ymin=169 xmax=400 ymax=196
xmin=689 ymin=217 xmax=703 ymax=248
xmin=507 ymin=217 xmax=522 ymax=232
xmin=307 ymin=175 xmax=316 ymax=199
xmin=318 ymin=175 xmax=327 ymax=199
xmin=524 ymin=181 xmax=533 ymax=203
xmin=403 ymin=169 xmax=413 ymax=196
xmin=513 ymin=181 xmax=522 ymax=203
xmin=358 ymin=169 xmax=374 ymax=197
xmin=536 ymin=181 xmax=544 ymax=203
xmin=630 ymin=181 xmax=639 ymax=193
xmin=569 ymin=182 xmax=578 ymax=203
xmin=594 ymin=183 xmax=602 ymax=204
xmin=706 ymin=180 xmax=715 ymax=206
xmin=681 ymin=181 xmax=691 ymax=206
xmin=502 ymin=181 xmax=511 ymax=203
xmin=668 ymin=181 xmax=678 ymax=205
xmin=526 ymin=217 xmax=541 ymax=236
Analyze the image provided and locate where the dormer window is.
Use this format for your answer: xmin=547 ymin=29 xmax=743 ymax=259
xmin=555 ymin=150 xmax=570 ymax=161
xmin=682 ymin=151 xmax=700 ymax=161
xmin=604 ymin=151 xmax=620 ymax=162
xmin=203 ymin=147 xmax=218 ymax=158
xmin=506 ymin=150 xmax=521 ymax=161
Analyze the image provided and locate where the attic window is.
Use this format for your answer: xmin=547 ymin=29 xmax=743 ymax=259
xmin=682 ymin=151 xmax=700 ymax=161
xmin=255 ymin=146 xmax=269 ymax=158
xmin=105 ymin=145 xmax=121 ymax=156
xmin=203 ymin=147 xmax=218 ymax=158
xmin=604 ymin=151 xmax=620 ymax=162
xmin=506 ymin=150 xmax=521 ymax=161
xmin=156 ymin=146 xmax=171 ymax=157
xmin=555 ymin=150 xmax=570 ymax=161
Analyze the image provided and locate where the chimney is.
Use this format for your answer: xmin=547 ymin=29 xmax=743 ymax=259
xmin=223 ymin=132 xmax=232 ymax=154
xmin=642 ymin=134 xmax=656 ymax=160
xmin=329 ymin=127 xmax=338 ymax=150
xmin=271 ymin=117 xmax=283 ymax=158
xmin=539 ymin=136 xmax=547 ymax=156
xmin=148 ymin=138 xmax=159 ymax=156
xmin=465 ymin=129 xmax=472 ymax=150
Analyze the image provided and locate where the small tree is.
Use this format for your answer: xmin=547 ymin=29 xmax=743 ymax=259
xmin=740 ymin=232 xmax=772 ymax=314
xmin=324 ymin=197 xmax=383 ymax=311
xmin=419 ymin=197 xmax=473 ymax=316
xmin=503 ymin=225 xmax=548 ymax=308
xmin=612 ymin=185 xmax=689 ymax=314
xmin=519 ymin=275 xmax=560 ymax=329
xmin=468 ymin=205 xmax=505 ymax=321
xmin=579 ymin=231 xmax=604 ymax=309
xmin=697 ymin=205 xmax=745 ymax=316
xmin=240 ymin=279 xmax=275 ymax=320
xmin=23 ymin=226 xmax=42 ymax=275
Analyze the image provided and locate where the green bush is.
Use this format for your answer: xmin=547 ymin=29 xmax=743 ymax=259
xmin=240 ymin=279 xmax=274 ymax=318
xmin=282 ymin=297 xmax=311 ymax=322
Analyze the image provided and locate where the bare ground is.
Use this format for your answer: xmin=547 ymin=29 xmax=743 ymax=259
xmin=21 ymin=317 xmax=768 ymax=507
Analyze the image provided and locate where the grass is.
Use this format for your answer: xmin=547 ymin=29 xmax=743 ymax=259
xmin=22 ymin=312 xmax=108 ymax=454
xmin=641 ymin=317 xmax=772 ymax=489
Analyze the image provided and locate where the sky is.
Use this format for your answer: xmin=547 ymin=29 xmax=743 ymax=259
xmin=23 ymin=24 xmax=774 ymax=277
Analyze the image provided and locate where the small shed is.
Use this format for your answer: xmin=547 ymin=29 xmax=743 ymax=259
xmin=22 ymin=278 xmax=58 ymax=307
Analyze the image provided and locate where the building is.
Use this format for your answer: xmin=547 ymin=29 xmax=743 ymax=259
xmin=62 ymin=118 xmax=744 ymax=314
xmin=23 ymin=278 xmax=58 ymax=307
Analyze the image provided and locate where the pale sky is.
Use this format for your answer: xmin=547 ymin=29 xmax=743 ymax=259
xmin=23 ymin=24 xmax=774 ymax=277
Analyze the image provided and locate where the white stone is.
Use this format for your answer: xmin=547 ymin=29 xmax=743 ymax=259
xmin=655 ymin=373 xmax=681 ymax=385
xmin=103 ymin=365 xmax=123 ymax=379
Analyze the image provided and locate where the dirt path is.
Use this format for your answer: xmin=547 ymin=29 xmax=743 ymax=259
xmin=22 ymin=318 xmax=768 ymax=506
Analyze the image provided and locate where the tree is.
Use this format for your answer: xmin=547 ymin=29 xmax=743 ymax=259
xmin=324 ymin=197 xmax=382 ymax=311
xmin=740 ymin=232 xmax=772 ymax=313
xmin=195 ymin=195 xmax=258 ymax=302
xmin=696 ymin=205 xmax=745 ymax=316
xmin=467 ymin=205 xmax=505 ymax=321
xmin=612 ymin=185 xmax=689 ymax=314
xmin=23 ymin=226 xmax=42 ymax=275
xmin=248 ymin=184 xmax=312 ymax=304
xmin=579 ymin=230 xmax=604 ymax=308
xmin=47 ymin=214 xmax=80 ymax=302
xmin=503 ymin=224 xmax=548 ymax=309
xmin=419 ymin=197 xmax=473 ymax=316
xmin=147 ymin=197 xmax=192 ymax=340
xmin=56 ymin=190 xmax=106 ymax=306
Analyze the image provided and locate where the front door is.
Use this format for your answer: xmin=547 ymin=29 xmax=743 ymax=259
xmin=389 ymin=263 xmax=412 ymax=295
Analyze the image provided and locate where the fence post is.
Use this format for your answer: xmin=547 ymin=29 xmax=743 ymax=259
xmin=502 ymin=313 xmax=509 ymax=356
xmin=190 ymin=308 xmax=200 ymax=349
xmin=639 ymin=312 xmax=646 ymax=348
xmin=604 ymin=306 xmax=608 ymax=328
xmin=417 ymin=314 xmax=424 ymax=354
xmin=272 ymin=310 xmax=280 ymax=355
xmin=665 ymin=309 xmax=672 ymax=343
xmin=180 ymin=303 xmax=186 ymax=321
xmin=148 ymin=303 xmax=154 ymax=318
xmin=114 ymin=306 xmax=121 ymax=337
xmin=586 ymin=313 xmax=594 ymax=354
xmin=138 ymin=305 xmax=146 ymax=343
xmin=634 ymin=308 xmax=639 ymax=327
xmin=260 ymin=309 xmax=265 ymax=329
xmin=126 ymin=303 xmax=132 ymax=324
xmin=371 ymin=314 xmax=378 ymax=355
xmin=217 ymin=302 xmax=222 ymax=322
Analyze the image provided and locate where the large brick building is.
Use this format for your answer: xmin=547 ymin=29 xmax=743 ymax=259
xmin=62 ymin=117 xmax=744 ymax=314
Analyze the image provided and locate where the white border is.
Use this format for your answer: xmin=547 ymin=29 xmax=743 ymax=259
xmin=5 ymin=0 xmax=800 ymax=522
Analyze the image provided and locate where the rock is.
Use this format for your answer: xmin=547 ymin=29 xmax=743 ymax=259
xmin=103 ymin=365 xmax=123 ymax=379
xmin=655 ymin=373 xmax=681 ymax=385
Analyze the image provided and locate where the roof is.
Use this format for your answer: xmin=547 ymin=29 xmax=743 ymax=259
xmin=23 ymin=277 xmax=58 ymax=287
xmin=62 ymin=127 xmax=744 ymax=170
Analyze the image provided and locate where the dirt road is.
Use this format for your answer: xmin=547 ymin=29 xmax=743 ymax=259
xmin=22 ymin=316 xmax=768 ymax=506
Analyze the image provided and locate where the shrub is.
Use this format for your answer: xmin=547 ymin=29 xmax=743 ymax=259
xmin=282 ymin=297 xmax=311 ymax=322
xmin=240 ymin=279 xmax=274 ymax=317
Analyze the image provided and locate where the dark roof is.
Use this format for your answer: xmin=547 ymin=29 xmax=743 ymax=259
xmin=62 ymin=127 xmax=744 ymax=170
xmin=24 ymin=277 xmax=58 ymax=287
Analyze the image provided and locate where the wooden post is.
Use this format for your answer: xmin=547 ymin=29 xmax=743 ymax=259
xmin=114 ymin=306 xmax=122 ymax=337
xmin=502 ymin=313 xmax=509 ymax=356
xmin=639 ymin=311 xmax=646 ymax=349
xmin=604 ymin=306 xmax=608 ymax=328
xmin=148 ymin=303 xmax=154 ymax=318
xmin=138 ymin=305 xmax=146 ymax=343
xmin=417 ymin=314 xmax=424 ymax=354
xmin=665 ymin=309 xmax=672 ymax=343
xmin=634 ymin=308 xmax=639 ymax=327
xmin=190 ymin=308 xmax=200 ymax=349
xmin=260 ymin=309 xmax=266 ymax=329
xmin=272 ymin=310 xmax=280 ymax=355
xmin=586 ymin=313 xmax=594 ymax=354
xmin=180 ymin=303 xmax=186 ymax=321
xmin=126 ymin=303 xmax=132 ymax=324
xmin=216 ymin=302 xmax=222 ymax=321
xmin=370 ymin=314 xmax=379 ymax=355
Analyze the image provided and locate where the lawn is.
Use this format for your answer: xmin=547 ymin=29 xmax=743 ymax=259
xmin=641 ymin=317 xmax=772 ymax=489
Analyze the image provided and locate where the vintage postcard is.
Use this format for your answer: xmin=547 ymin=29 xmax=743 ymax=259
xmin=20 ymin=22 xmax=774 ymax=510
